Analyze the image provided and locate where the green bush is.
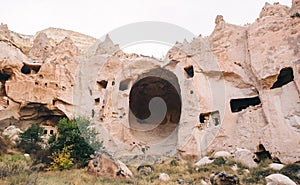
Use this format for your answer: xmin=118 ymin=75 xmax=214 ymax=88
xmin=49 ymin=117 xmax=102 ymax=167
xmin=18 ymin=124 xmax=44 ymax=153
xmin=46 ymin=145 xmax=74 ymax=171
xmin=213 ymin=157 xmax=226 ymax=165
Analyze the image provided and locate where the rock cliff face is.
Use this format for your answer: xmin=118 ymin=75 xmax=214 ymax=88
xmin=0 ymin=2 xmax=299 ymax=163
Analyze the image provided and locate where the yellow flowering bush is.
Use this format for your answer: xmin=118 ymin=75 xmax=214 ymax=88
xmin=46 ymin=145 xmax=74 ymax=171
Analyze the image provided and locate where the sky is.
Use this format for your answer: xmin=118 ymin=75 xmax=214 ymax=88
xmin=0 ymin=0 xmax=292 ymax=57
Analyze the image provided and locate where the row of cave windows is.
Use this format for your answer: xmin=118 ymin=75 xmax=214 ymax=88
xmin=93 ymin=67 xmax=294 ymax=115
xmin=0 ymin=64 xmax=68 ymax=91
xmin=20 ymin=64 xmax=69 ymax=91
xmin=34 ymin=81 xmax=67 ymax=91
xmin=95 ymin=66 xmax=195 ymax=92
xmin=93 ymin=96 xmax=260 ymax=123
xmin=97 ymin=79 xmax=130 ymax=91
xmin=230 ymin=67 xmax=294 ymax=113
xmin=92 ymin=95 xmax=262 ymax=120
xmin=200 ymin=96 xmax=259 ymax=124
xmin=19 ymin=63 xmax=197 ymax=79
xmin=1 ymin=64 xmax=293 ymax=92
xmin=96 ymin=67 xmax=294 ymax=93
xmin=43 ymin=129 xmax=54 ymax=135
xmin=183 ymin=65 xmax=294 ymax=89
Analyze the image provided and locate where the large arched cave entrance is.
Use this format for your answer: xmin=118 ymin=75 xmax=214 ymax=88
xmin=129 ymin=69 xmax=181 ymax=144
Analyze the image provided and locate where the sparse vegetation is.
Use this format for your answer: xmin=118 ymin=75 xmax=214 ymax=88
xmin=0 ymin=154 xmax=36 ymax=184
xmin=1 ymin=119 xmax=298 ymax=184
xmin=279 ymin=163 xmax=300 ymax=184
xmin=0 ymin=154 xmax=298 ymax=185
xmin=242 ymin=166 xmax=275 ymax=184
xmin=0 ymin=136 xmax=10 ymax=155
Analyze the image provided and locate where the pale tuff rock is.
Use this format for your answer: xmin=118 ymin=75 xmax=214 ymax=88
xmin=195 ymin=157 xmax=214 ymax=166
xmin=88 ymin=150 xmax=133 ymax=178
xmin=0 ymin=23 xmax=10 ymax=41
xmin=290 ymin=0 xmax=300 ymax=18
xmin=232 ymin=148 xmax=257 ymax=168
xmin=259 ymin=2 xmax=290 ymax=18
xmin=215 ymin=15 xmax=225 ymax=25
xmin=0 ymin=1 xmax=299 ymax=165
xmin=95 ymin=34 xmax=121 ymax=55
xmin=2 ymin=125 xmax=22 ymax=143
xmin=29 ymin=32 xmax=52 ymax=62
xmin=159 ymin=173 xmax=170 ymax=181
xmin=40 ymin=27 xmax=97 ymax=55
xmin=200 ymin=179 xmax=209 ymax=185
xmin=265 ymin=173 xmax=297 ymax=185
xmin=269 ymin=163 xmax=285 ymax=171
xmin=213 ymin=151 xmax=232 ymax=158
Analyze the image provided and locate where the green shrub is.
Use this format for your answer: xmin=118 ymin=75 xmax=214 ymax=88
xmin=18 ymin=124 xmax=44 ymax=153
xmin=170 ymin=159 xmax=179 ymax=166
xmin=213 ymin=157 xmax=226 ymax=165
xmin=46 ymin=145 xmax=74 ymax=171
xmin=49 ymin=117 xmax=102 ymax=167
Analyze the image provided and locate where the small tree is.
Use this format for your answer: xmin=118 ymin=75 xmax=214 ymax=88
xmin=18 ymin=124 xmax=44 ymax=153
xmin=49 ymin=117 xmax=102 ymax=167
xmin=46 ymin=145 xmax=74 ymax=171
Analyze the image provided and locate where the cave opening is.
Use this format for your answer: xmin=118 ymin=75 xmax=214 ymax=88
xmin=270 ymin=67 xmax=294 ymax=89
xmin=0 ymin=72 xmax=11 ymax=82
xmin=129 ymin=70 xmax=181 ymax=143
xmin=97 ymin=80 xmax=108 ymax=89
xmin=230 ymin=96 xmax=261 ymax=113
xmin=119 ymin=79 xmax=131 ymax=91
xmin=184 ymin=65 xmax=194 ymax=78
xmin=199 ymin=110 xmax=220 ymax=126
xmin=94 ymin=98 xmax=100 ymax=105
xmin=0 ymin=69 xmax=13 ymax=96
xmin=21 ymin=64 xmax=41 ymax=75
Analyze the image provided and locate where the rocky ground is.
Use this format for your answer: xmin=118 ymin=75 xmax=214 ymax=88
xmin=0 ymin=154 xmax=299 ymax=185
xmin=0 ymin=140 xmax=299 ymax=185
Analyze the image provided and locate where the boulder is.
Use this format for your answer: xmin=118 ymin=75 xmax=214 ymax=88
xmin=195 ymin=156 xmax=214 ymax=166
xmin=117 ymin=160 xmax=133 ymax=178
xmin=159 ymin=173 xmax=170 ymax=181
xmin=24 ymin=153 xmax=30 ymax=158
xmin=265 ymin=174 xmax=296 ymax=185
xmin=232 ymin=148 xmax=257 ymax=168
xmin=210 ymin=172 xmax=239 ymax=185
xmin=2 ymin=125 xmax=22 ymax=143
xmin=137 ymin=164 xmax=154 ymax=176
xmin=177 ymin=178 xmax=184 ymax=184
xmin=87 ymin=150 xmax=132 ymax=178
xmin=269 ymin=163 xmax=285 ymax=170
xmin=231 ymin=164 xmax=238 ymax=171
xmin=213 ymin=151 xmax=232 ymax=158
